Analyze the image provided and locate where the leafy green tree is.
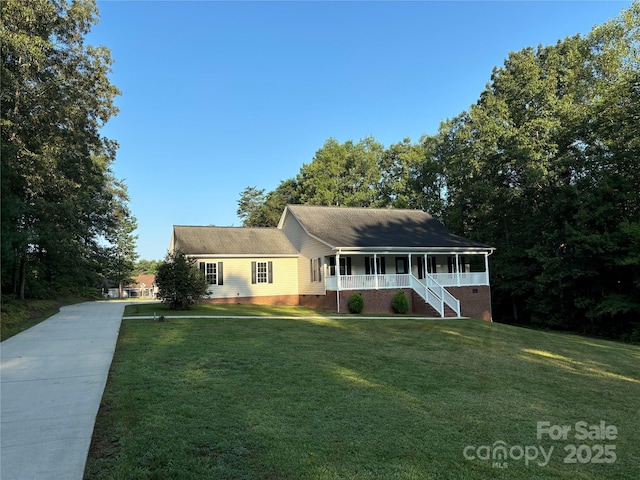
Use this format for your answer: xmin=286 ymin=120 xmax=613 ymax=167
xmin=237 ymin=180 xmax=302 ymax=227
xmin=379 ymin=137 xmax=445 ymax=215
xmin=103 ymin=180 xmax=138 ymax=297
xmin=436 ymin=2 xmax=640 ymax=338
xmin=297 ymin=137 xmax=383 ymax=207
xmin=135 ymin=259 xmax=161 ymax=275
xmin=156 ymin=251 xmax=208 ymax=310
xmin=237 ymin=186 xmax=266 ymax=226
xmin=1 ymin=0 xmax=124 ymax=299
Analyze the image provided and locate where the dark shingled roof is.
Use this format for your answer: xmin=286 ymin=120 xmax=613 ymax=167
xmin=285 ymin=205 xmax=491 ymax=250
xmin=172 ymin=226 xmax=298 ymax=255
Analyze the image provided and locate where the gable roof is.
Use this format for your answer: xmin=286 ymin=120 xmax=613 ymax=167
xmin=172 ymin=226 xmax=298 ymax=256
xmin=128 ymin=274 xmax=156 ymax=288
xmin=281 ymin=204 xmax=491 ymax=250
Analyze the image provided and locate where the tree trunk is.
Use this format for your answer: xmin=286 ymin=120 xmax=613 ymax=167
xmin=18 ymin=254 xmax=26 ymax=300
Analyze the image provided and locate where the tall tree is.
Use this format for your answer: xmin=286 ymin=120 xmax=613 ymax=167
xmin=297 ymin=137 xmax=383 ymax=207
xmin=378 ymin=136 xmax=445 ymax=216
xmin=236 ymin=186 xmax=266 ymax=226
xmin=103 ymin=180 xmax=138 ymax=297
xmin=437 ymin=2 xmax=640 ymax=338
xmin=1 ymin=0 xmax=128 ymax=298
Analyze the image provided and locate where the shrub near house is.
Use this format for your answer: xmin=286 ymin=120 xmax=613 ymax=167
xmin=156 ymin=251 xmax=208 ymax=310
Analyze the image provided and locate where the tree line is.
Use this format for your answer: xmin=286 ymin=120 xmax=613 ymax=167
xmin=1 ymin=0 xmax=137 ymax=299
xmin=238 ymin=3 xmax=640 ymax=340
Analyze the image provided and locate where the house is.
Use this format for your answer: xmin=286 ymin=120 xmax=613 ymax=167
xmin=108 ymin=274 xmax=158 ymax=298
xmin=169 ymin=205 xmax=495 ymax=319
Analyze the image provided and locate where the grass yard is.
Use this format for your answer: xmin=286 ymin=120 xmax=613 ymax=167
xmin=0 ymin=295 xmax=89 ymax=340
xmin=85 ymin=309 xmax=640 ymax=479
xmin=122 ymin=302 xmax=337 ymax=318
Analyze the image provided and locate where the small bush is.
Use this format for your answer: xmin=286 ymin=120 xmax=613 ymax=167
xmin=348 ymin=292 xmax=364 ymax=314
xmin=392 ymin=291 xmax=409 ymax=314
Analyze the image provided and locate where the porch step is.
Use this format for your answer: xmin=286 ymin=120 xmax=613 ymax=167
xmin=443 ymin=304 xmax=458 ymax=318
xmin=411 ymin=290 xmax=459 ymax=318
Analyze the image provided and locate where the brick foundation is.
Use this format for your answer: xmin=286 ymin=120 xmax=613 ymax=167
xmin=201 ymin=295 xmax=299 ymax=306
xmin=203 ymin=287 xmax=492 ymax=320
xmin=445 ymin=286 xmax=492 ymax=321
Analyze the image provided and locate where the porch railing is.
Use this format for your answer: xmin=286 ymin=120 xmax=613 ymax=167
xmin=412 ymin=275 xmax=461 ymax=317
xmin=326 ymin=274 xmax=411 ymax=291
xmin=429 ymin=272 xmax=489 ymax=286
xmin=326 ymin=272 xmax=487 ymax=291
xmin=325 ymin=273 xmax=461 ymax=317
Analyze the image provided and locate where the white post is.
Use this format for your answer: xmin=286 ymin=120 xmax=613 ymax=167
xmin=484 ymin=252 xmax=490 ymax=286
xmin=336 ymin=252 xmax=341 ymax=313
xmin=424 ymin=254 xmax=429 ymax=299
xmin=456 ymin=253 xmax=461 ymax=286
xmin=373 ymin=253 xmax=378 ymax=290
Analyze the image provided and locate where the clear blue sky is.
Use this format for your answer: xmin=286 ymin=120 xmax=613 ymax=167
xmin=88 ymin=0 xmax=631 ymax=261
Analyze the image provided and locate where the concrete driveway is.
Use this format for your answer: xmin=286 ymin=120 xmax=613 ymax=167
xmin=1 ymin=301 xmax=125 ymax=480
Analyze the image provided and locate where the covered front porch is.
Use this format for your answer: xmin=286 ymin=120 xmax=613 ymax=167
xmin=324 ymin=250 xmax=493 ymax=317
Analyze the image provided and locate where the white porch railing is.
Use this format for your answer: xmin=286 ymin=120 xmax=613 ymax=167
xmin=325 ymin=272 xmax=487 ymax=291
xmin=413 ymin=275 xmax=461 ymax=317
xmin=325 ymin=273 xmax=462 ymax=317
xmin=326 ymin=274 xmax=412 ymax=291
xmin=430 ymin=272 xmax=489 ymax=286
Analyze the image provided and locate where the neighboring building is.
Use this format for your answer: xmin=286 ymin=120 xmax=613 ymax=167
xmin=169 ymin=205 xmax=495 ymax=319
xmin=108 ymin=274 xmax=158 ymax=299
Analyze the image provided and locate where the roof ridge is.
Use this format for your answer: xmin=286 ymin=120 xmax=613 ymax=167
xmin=288 ymin=204 xmax=427 ymax=213
xmin=173 ymin=225 xmax=278 ymax=229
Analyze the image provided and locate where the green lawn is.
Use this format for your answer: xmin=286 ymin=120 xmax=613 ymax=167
xmin=1 ymin=295 xmax=89 ymax=340
xmin=85 ymin=311 xmax=640 ymax=479
xmin=122 ymin=302 xmax=337 ymax=318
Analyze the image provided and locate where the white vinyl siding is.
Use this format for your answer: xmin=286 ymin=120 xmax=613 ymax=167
xmin=195 ymin=257 xmax=298 ymax=298
xmin=280 ymin=214 xmax=332 ymax=295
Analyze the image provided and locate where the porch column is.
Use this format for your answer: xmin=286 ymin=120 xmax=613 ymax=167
xmin=424 ymin=254 xmax=429 ymax=299
xmin=484 ymin=252 xmax=490 ymax=286
xmin=336 ymin=252 xmax=341 ymax=313
xmin=373 ymin=253 xmax=378 ymax=290
xmin=408 ymin=255 xmax=412 ymax=277
xmin=456 ymin=253 xmax=461 ymax=286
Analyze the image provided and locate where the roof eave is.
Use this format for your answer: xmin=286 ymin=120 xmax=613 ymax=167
xmin=332 ymin=246 xmax=495 ymax=254
xmin=184 ymin=253 xmax=299 ymax=258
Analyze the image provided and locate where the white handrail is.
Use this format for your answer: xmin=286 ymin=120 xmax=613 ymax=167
xmin=326 ymin=273 xmax=462 ymax=317
xmin=412 ymin=274 xmax=461 ymax=317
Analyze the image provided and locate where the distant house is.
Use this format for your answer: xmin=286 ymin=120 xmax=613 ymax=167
xmin=169 ymin=205 xmax=495 ymax=319
xmin=107 ymin=274 xmax=158 ymax=299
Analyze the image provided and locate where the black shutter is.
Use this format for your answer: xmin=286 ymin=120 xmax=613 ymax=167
xmin=448 ymin=257 xmax=453 ymax=273
xmin=460 ymin=256 xmax=466 ymax=273
xmin=251 ymin=261 xmax=256 ymax=284
xmin=418 ymin=259 xmax=424 ymax=279
xmin=218 ymin=262 xmax=224 ymax=285
xmin=310 ymin=259 xmax=314 ymax=281
xmin=199 ymin=262 xmax=205 ymax=275
xmin=346 ymin=257 xmax=352 ymax=275
xmin=329 ymin=257 xmax=335 ymax=276
xmin=268 ymin=261 xmax=273 ymax=283
xmin=380 ymin=257 xmax=386 ymax=274
xmin=365 ymin=257 xmax=370 ymax=275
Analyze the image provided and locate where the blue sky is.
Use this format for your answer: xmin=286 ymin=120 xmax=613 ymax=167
xmin=88 ymin=0 xmax=631 ymax=260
